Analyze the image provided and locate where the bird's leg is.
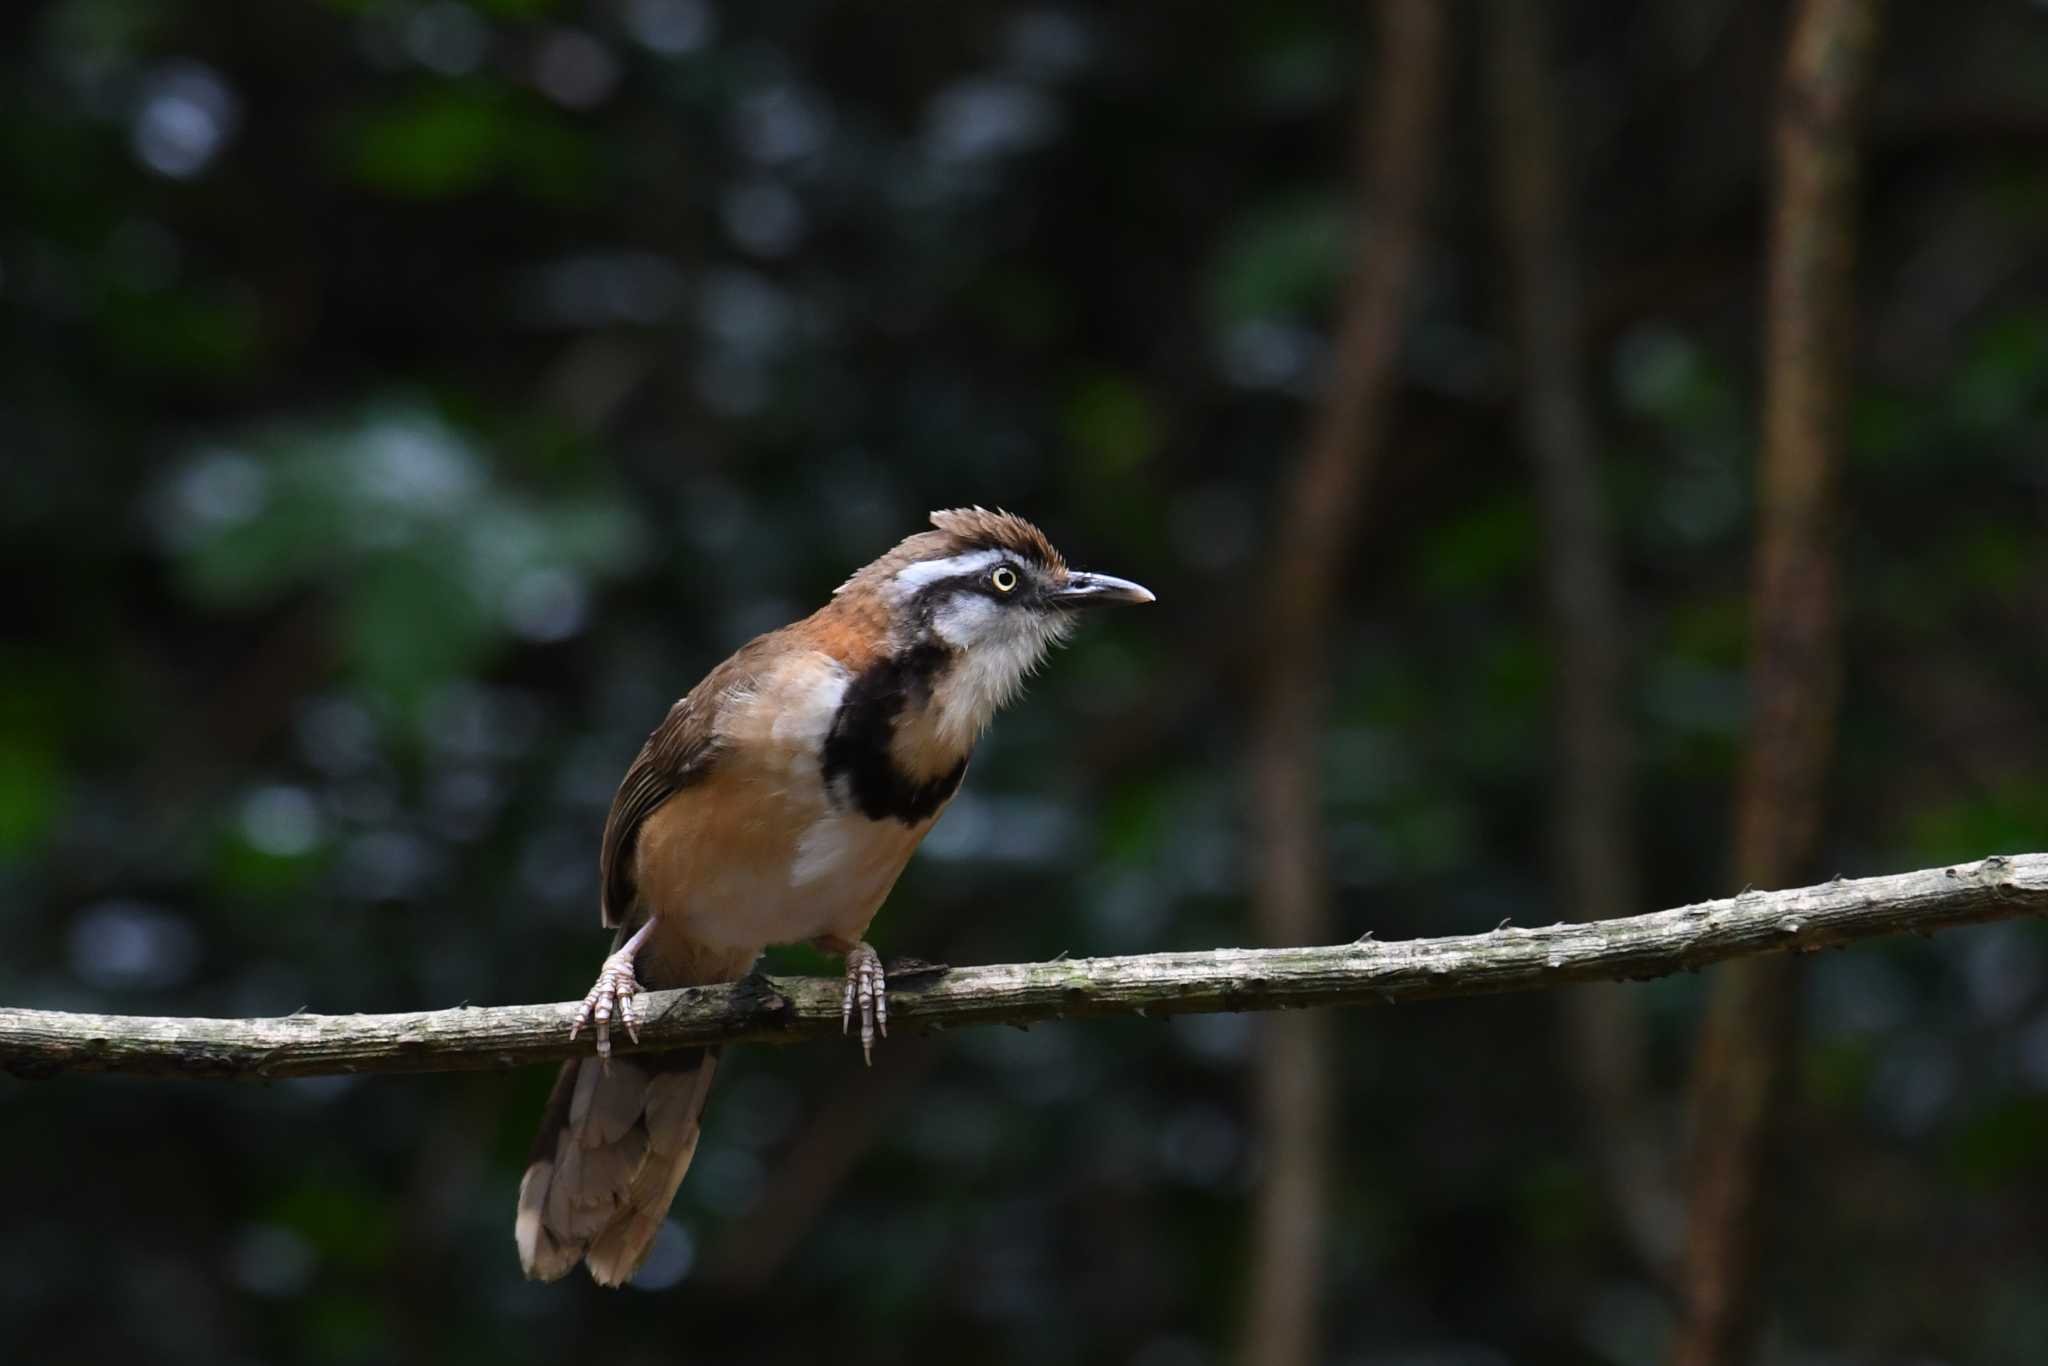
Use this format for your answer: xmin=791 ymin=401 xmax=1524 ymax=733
xmin=815 ymin=936 xmax=887 ymax=1066
xmin=570 ymin=918 xmax=654 ymax=1066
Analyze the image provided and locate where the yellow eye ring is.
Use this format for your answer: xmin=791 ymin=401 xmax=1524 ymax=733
xmin=990 ymin=565 xmax=1019 ymax=593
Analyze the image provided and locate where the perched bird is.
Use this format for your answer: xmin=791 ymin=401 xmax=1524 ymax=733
xmin=515 ymin=507 xmax=1153 ymax=1285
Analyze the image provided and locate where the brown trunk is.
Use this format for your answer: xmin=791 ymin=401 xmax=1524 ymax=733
xmin=1671 ymin=2 xmax=1883 ymax=1362
xmin=1239 ymin=5 xmax=1446 ymax=1366
xmin=1487 ymin=0 xmax=1677 ymax=1275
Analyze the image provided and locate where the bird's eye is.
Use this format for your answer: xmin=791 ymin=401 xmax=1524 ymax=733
xmin=989 ymin=565 xmax=1019 ymax=593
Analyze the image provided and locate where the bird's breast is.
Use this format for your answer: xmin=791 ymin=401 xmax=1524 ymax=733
xmin=634 ymin=649 xmax=962 ymax=957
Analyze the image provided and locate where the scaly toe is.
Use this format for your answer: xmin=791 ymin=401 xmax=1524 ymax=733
xmin=571 ymin=954 xmax=643 ymax=1064
xmin=841 ymin=945 xmax=887 ymax=1068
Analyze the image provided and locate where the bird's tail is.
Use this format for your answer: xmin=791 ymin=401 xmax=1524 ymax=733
xmin=514 ymin=1046 xmax=716 ymax=1285
xmin=515 ymin=945 xmax=722 ymax=1285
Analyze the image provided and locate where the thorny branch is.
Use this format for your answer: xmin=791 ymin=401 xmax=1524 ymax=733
xmin=3 ymin=855 xmax=2040 ymax=1083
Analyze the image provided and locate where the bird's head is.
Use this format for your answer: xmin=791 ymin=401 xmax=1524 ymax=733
xmin=835 ymin=507 xmax=1154 ymax=747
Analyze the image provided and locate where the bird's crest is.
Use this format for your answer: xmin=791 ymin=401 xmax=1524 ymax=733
xmin=924 ymin=506 xmax=1067 ymax=575
xmin=835 ymin=506 xmax=1068 ymax=596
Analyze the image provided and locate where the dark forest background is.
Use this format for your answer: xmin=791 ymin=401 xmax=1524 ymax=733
xmin=4 ymin=1 xmax=2046 ymax=1363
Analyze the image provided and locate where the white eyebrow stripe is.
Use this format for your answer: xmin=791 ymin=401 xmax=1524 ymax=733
xmin=892 ymin=548 xmax=1005 ymax=592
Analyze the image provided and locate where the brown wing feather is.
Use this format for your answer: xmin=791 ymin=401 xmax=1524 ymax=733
xmin=598 ymin=643 xmax=770 ymax=928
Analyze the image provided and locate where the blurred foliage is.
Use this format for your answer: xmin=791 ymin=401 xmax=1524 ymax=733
xmin=160 ymin=405 xmax=644 ymax=702
xmin=2 ymin=2 xmax=2047 ymax=1365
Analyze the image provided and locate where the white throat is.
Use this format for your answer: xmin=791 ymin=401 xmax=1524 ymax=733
xmin=923 ymin=592 xmax=1070 ymax=750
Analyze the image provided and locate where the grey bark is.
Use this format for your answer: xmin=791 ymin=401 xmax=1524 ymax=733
xmin=3 ymin=855 xmax=2039 ymax=1083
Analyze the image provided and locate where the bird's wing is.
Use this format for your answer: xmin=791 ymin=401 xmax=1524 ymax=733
xmin=598 ymin=643 xmax=771 ymax=928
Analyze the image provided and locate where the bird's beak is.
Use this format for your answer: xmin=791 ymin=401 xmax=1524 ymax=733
xmin=1049 ymin=570 xmax=1156 ymax=609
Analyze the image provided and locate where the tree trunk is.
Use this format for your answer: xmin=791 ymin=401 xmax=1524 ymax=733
xmin=1487 ymin=0 xmax=1677 ymax=1276
xmin=1239 ymin=5 xmax=1446 ymax=1366
xmin=1671 ymin=3 xmax=1884 ymax=1361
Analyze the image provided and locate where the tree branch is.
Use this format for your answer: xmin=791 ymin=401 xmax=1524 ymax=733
xmin=2 ymin=856 xmax=2039 ymax=1083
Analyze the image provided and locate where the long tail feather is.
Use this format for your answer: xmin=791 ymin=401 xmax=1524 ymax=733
xmin=515 ymin=1045 xmax=718 ymax=1285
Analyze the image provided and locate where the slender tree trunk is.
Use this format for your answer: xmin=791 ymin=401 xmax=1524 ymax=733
xmin=1240 ymin=6 xmax=1445 ymax=1366
xmin=1671 ymin=3 xmax=1883 ymax=1362
xmin=1487 ymin=0 xmax=1678 ymax=1275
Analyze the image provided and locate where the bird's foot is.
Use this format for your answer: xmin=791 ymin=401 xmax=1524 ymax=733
xmin=840 ymin=942 xmax=888 ymax=1066
xmin=569 ymin=949 xmax=643 ymax=1065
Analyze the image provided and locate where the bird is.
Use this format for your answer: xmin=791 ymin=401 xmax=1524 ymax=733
xmin=515 ymin=507 xmax=1153 ymax=1285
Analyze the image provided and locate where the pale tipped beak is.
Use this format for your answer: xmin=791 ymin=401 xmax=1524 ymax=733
xmin=1049 ymin=570 xmax=1156 ymax=609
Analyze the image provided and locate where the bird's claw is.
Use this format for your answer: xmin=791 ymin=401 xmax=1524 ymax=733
xmin=569 ymin=949 xmax=643 ymax=1068
xmin=840 ymin=943 xmax=888 ymax=1066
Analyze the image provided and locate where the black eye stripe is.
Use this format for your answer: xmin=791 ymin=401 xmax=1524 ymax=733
xmin=908 ymin=558 xmax=1044 ymax=610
